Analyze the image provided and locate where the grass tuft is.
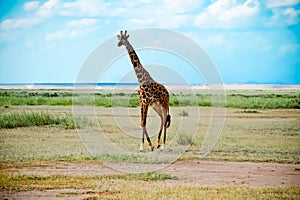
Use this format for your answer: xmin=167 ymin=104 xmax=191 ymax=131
xmin=104 ymin=172 xmax=173 ymax=181
xmin=239 ymin=109 xmax=260 ymax=113
xmin=179 ymin=109 xmax=189 ymax=117
xmin=177 ymin=132 xmax=194 ymax=146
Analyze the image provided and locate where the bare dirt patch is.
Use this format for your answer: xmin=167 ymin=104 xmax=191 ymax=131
xmin=3 ymin=160 xmax=300 ymax=187
xmin=163 ymin=160 xmax=300 ymax=187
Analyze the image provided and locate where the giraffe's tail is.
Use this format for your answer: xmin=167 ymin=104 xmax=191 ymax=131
xmin=166 ymin=114 xmax=171 ymax=128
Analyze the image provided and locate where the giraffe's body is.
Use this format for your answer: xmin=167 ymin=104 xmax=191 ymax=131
xmin=117 ymin=30 xmax=171 ymax=151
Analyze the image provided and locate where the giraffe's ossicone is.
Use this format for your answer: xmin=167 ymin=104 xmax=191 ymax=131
xmin=117 ymin=30 xmax=171 ymax=151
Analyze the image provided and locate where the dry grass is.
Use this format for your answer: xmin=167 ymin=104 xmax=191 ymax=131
xmin=184 ymin=108 xmax=300 ymax=163
xmin=0 ymin=172 xmax=172 ymax=191
xmin=0 ymin=107 xmax=299 ymax=164
xmin=1 ymin=173 xmax=299 ymax=199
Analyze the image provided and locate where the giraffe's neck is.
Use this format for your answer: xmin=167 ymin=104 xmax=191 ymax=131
xmin=125 ymin=42 xmax=154 ymax=85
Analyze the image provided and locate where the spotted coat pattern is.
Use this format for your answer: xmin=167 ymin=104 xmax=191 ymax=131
xmin=117 ymin=30 xmax=171 ymax=151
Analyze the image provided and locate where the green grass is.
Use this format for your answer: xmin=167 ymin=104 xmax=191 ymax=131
xmin=1 ymin=89 xmax=299 ymax=109
xmin=0 ymin=112 xmax=76 ymax=129
xmin=226 ymin=93 xmax=300 ymax=109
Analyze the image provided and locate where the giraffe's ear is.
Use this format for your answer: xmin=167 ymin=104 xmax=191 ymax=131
xmin=117 ymin=34 xmax=120 ymax=40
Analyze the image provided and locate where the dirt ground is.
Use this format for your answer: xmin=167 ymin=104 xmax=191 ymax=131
xmin=2 ymin=160 xmax=300 ymax=199
xmin=163 ymin=160 xmax=300 ymax=186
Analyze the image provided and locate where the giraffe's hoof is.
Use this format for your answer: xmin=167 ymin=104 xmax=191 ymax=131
xmin=139 ymin=144 xmax=144 ymax=152
xmin=151 ymin=146 xmax=154 ymax=151
xmin=157 ymin=144 xmax=161 ymax=149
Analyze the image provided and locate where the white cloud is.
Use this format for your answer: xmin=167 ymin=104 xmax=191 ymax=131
xmin=67 ymin=18 xmax=100 ymax=39
xmin=46 ymin=21 xmax=100 ymax=41
xmin=2 ymin=0 xmax=198 ymax=33
xmin=206 ymin=35 xmax=224 ymax=44
xmin=24 ymin=1 xmax=39 ymax=11
xmin=70 ymin=26 xmax=100 ymax=38
xmin=36 ymin=0 xmax=60 ymax=18
xmin=140 ymin=0 xmax=153 ymax=3
xmin=278 ymin=44 xmax=300 ymax=55
xmin=129 ymin=14 xmax=190 ymax=29
xmin=128 ymin=14 xmax=190 ymax=29
xmin=62 ymin=0 xmax=107 ymax=16
xmin=0 ymin=31 xmax=15 ymax=42
xmin=70 ymin=29 xmax=80 ymax=38
xmin=68 ymin=18 xmax=98 ymax=28
xmin=1 ymin=0 xmax=58 ymax=31
xmin=125 ymin=0 xmax=199 ymax=28
xmin=268 ymin=7 xmax=300 ymax=26
xmin=25 ymin=41 xmax=34 ymax=47
xmin=0 ymin=18 xmax=38 ymax=30
xmin=162 ymin=0 xmax=202 ymax=14
xmin=158 ymin=14 xmax=190 ymax=28
xmin=129 ymin=18 xmax=145 ymax=25
xmin=283 ymin=8 xmax=300 ymax=24
xmin=200 ymin=33 xmax=235 ymax=51
xmin=194 ymin=0 xmax=259 ymax=29
xmin=45 ymin=30 xmax=67 ymax=40
xmin=265 ymin=0 xmax=300 ymax=8
xmin=1 ymin=19 xmax=20 ymax=30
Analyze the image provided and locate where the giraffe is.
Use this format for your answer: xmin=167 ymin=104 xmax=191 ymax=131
xmin=117 ymin=30 xmax=171 ymax=151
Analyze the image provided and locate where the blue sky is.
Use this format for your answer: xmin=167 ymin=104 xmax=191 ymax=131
xmin=0 ymin=0 xmax=299 ymax=84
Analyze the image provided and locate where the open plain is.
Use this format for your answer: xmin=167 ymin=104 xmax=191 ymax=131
xmin=0 ymin=86 xmax=299 ymax=199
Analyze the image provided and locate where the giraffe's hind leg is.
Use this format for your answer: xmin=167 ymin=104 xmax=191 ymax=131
xmin=151 ymin=102 xmax=167 ymax=149
xmin=140 ymin=104 xmax=154 ymax=151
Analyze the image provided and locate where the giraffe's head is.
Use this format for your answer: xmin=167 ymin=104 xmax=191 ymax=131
xmin=117 ymin=30 xmax=129 ymax=47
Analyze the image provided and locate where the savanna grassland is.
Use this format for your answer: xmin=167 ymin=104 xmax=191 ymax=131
xmin=0 ymin=87 xmax=299 ymax=199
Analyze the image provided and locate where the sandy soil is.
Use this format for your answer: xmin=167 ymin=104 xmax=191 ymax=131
xmin=2 ymin=160 xmax=300 ymax=199
xmin=163 ymin=160 xmax=300 ymax=186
